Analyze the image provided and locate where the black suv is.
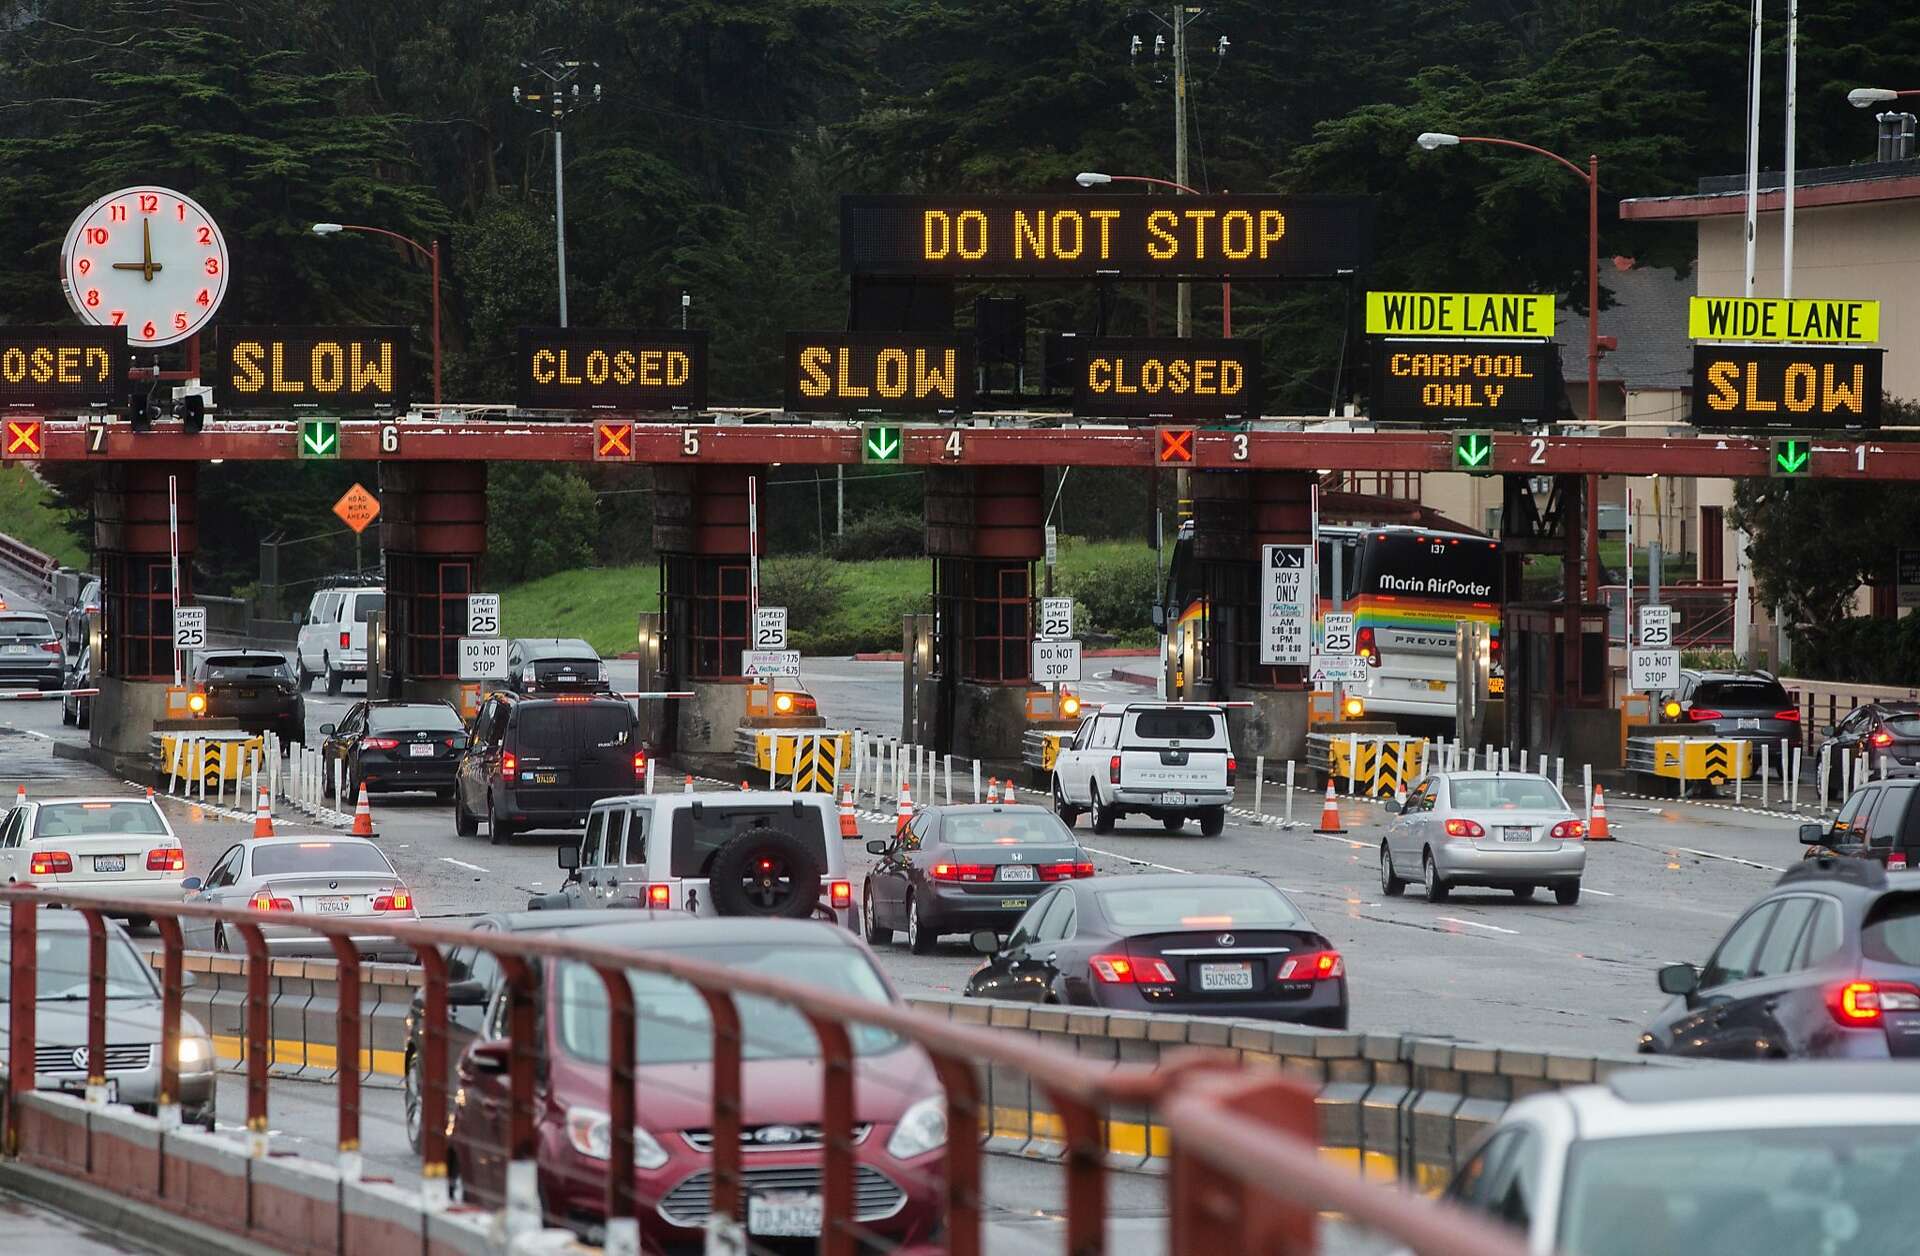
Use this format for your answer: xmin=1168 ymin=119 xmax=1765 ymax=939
xmin=453 ymin=691 xmax=646 ymax=843
xmin=1800 ymin=779 xmax=1920 ymax=871
xmin=1641 ymin=857 xmax=1920 ymax=1059
xmin=1662 ymin=669 xmax=1802 ymax=751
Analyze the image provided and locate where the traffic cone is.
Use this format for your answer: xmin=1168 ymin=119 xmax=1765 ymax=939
xmin=684 ymin=774 xmax=694 ymax=793
xmin=896 ymin=780 xmax=913 ymax=834
xmin=251 ymin=785 xmax=275 ymax=839
xmin=1314 ymin=780 xmax=1346 ymax=835
xmin=13 ymin=784 xmax=23 ymax=806
xmin=351 ymin=782 xmax=375 ymax=837
xmin=146 ymin=786 xmax=155 ymax=801
xmin=1588 ymin=786 xmax=1612 ymax=841
xmin=987 ymin=777 xmax=999 ymax=805
xmin=1393 ymin=778 xmax=1408 ymax=810
xmin=839 ymin=785 xmax=859 ymax=839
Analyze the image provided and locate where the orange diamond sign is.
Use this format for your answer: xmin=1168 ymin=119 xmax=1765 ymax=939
xmin=333 ymin=483 xmax=381 ymax=535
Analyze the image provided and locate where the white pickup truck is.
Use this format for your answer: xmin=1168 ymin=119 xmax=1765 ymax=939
xmin=1051 ymin=703 xmax=1236 ymax=836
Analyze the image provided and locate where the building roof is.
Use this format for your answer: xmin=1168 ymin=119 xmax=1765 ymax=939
xmin=1620 ymin=157 xmax=1920 ymax=222
xmin=1557 ymin=262 xmax=1693 ymax=392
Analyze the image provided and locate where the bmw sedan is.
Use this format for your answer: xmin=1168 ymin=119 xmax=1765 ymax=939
xmin=1382 ymin=771 xmax=1587 ymax=905
xmin=965 ymin=873 xmax=1348 ymax=1028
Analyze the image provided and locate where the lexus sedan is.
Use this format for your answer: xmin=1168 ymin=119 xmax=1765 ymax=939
xmin=1381 ymin=771 xmax=1587 ymax=905
xmin=181 ymin=835 xmax=419 ymax=962
xmin=320 ymin=699 xmax=467 ymax=801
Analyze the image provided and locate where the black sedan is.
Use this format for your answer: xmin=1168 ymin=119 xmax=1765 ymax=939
xmin=965 ymin=873 xmax=1349 ymax=1029
xmin=863 ymin=803 xmax=1093 ymax=955
xmin=321 ymin=700 xmax=468 ymax=801
xmin=189 ymin=650 xmax=304 ymax=742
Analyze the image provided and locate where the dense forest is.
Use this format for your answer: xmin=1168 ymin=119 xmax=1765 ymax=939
xmin=4 ymin=0 xmax=1917 ymax=596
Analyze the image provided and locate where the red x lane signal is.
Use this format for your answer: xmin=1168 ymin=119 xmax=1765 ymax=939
xmin=595 ymin=421 xmax=633 ymax=460
xmin=1157 ymin=428 xmax=1195 ymax=465
xmin=3 ymin=419 xmax=42 ymax=459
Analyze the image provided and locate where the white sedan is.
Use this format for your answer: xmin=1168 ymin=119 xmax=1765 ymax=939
xmin=1380 ymin=771 xmax=1586 ymax=905
xmin=0 ymin=796 xmax=188 ymax=920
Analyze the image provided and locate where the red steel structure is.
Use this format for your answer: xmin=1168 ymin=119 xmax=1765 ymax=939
xmin=2 ymin=886 xmax=1529 ymax=1256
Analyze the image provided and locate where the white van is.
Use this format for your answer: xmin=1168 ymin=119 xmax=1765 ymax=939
xmin=296 ymin=585 xmax=384 ymax=695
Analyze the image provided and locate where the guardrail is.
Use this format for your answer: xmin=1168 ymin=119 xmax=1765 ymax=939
xmin=3 ymin=888 xmax=1531 ymax=1256
xmin=0 ymin=529 xmax=58 ymax=594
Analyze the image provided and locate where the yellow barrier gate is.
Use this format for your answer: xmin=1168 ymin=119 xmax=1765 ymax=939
xmin=1307 ymin=734 xmax=1430 ymax=798
xmin=154 ymin=731 xmax=266 ymax=786
xmin=1627 ymin=735 xmax=1754 ymax=786
xmin=733 ymin=728 xmax=853 ymax=794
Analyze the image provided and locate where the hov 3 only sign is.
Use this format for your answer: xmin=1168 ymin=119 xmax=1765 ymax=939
xmin=1259 ymin=544 xmax=1312 ymax=667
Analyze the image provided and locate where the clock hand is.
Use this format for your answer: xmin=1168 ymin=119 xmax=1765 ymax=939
xmin=110 ymin=218 xmax=162 ymax=280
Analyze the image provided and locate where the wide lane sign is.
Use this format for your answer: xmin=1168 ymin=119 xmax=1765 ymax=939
xmin=1688 ymin=297 xmax=1879 ymax=344
xmin=1365 ymin=292 xmax=1555 ymax=338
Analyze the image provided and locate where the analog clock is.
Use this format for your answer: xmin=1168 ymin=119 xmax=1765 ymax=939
xmin=60 ymin=185 xmax=230 ymax=349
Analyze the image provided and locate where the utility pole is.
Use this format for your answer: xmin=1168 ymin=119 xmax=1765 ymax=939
xmin=514 ymin=54 xmax=602 ymax=328
xmin=1172 ymin=5 xmax=1190 ymax=339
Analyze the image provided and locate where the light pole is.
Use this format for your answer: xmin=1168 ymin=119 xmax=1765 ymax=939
xmin=312 ymin=223 xmax=441 ymax=405
xmin=1075 ymin=171 xmax=1233 ymax=336
xmin=1416 ymin=132 xmax=1603 ymax=605
xmin=513 ymin=56 xmax=602 ymax=328
xmin=1847 ymin=86 xmax=1920 ymax=107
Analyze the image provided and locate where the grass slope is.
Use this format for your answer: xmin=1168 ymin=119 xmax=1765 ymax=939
xmin=499 ymin=566 xmax=661 ymax=655
xmin=0 ymin=465 xmax=87 ymax=569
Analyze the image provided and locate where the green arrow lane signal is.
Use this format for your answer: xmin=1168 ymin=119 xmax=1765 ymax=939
xmin=298 ymin=418 xmax=340 ymax=460
xmin=1452 ymin=430 xmax=1494 ymax=471
xmin=862 ymin=423 xmax=903 ymax=465
xmin=1771 ymin=437 xmax=1811 ymax=477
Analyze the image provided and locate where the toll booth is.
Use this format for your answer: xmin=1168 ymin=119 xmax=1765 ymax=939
xmin=1503 ymin=604 xmax=1610 ymax=756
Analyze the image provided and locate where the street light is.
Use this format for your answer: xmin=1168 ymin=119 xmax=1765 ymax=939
xmin=1847 ymin=87 xmax=1914 ymax=108
xmin=313 ymin=222 xmax=442 ymax=405
xmin=1074 ymin=170 xmax=1233 ymax=336
xmin=1414 ymin=132 xmax=1603 ymax=604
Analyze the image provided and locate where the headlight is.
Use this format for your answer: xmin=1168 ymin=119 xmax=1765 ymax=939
xmin=564 ymin=1106 xmax=669 ymax=1170
xmin=178 ymin=1037 xmax=212 ymax=1066
xmin=886 ymin=1095 xmax=947 ymax=1161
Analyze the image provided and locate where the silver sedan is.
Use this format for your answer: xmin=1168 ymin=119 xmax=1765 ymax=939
xmin=1380 ymin=771 xmax=1587 ymax=906
xmin=181 ymin=835 xmax=420 ymax=961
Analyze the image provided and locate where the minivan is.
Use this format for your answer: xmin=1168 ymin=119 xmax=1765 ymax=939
xmin=453 ymin=692 xmax=647 ymax=843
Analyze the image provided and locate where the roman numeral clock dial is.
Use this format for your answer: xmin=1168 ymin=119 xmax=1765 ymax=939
xmin=60 ymin=185 xmax=230 ymax=347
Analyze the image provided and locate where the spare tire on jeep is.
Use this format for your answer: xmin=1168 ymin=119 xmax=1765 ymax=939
xmin=707 ymin=828 xmax=823 ymax=919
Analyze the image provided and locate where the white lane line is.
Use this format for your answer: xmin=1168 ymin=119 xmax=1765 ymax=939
xmin=1080 ymin=845 xmax=1192 ymax=874
xmin=3 ymin=726 xmax=53 ymax=742
xmin=1435 ymin=916 xmax=1520 ymax=935
xmin=1671 ymin=846 xmax=1784 ymax=873
xmin=440 ymin=857 xmax=490 ymax=873
xmin=1583 ymin=888 xmax=1617 ymax=897
xmin=1314 ymin=832 xmax=1369 ymax=849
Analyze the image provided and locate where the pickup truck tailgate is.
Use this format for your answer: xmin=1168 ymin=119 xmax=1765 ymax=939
xmin=1119 ymin=747 xmax=1227 ymax=791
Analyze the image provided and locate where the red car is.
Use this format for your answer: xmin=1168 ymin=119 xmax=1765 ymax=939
xmin=447 ymin=917 xmax=946 ymax=1247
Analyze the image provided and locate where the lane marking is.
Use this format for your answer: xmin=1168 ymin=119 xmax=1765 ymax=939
xmin=1 ymin=725 xmax=54 ymax=742
xmin=1669 ymin=845 xmax=1785 ymax=873
xmin=1434 ymin=916 xmax=1520 ymax=935
xmin=440 ymin=857 xmax=489 ymax=873
xmin=1583 ymin=888 xmax=1617 ymax=897
xmin=1080 ymin=845 xmax=1192 ymax=875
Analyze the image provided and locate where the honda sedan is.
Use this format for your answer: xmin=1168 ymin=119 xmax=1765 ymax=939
xmin=1381 ymin=772 xmax=1586 ymax=905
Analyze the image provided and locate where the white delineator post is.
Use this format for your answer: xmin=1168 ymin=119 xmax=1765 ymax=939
xmin=1285 ymin=760 xmax=1296 ymax=827
xmin=1252 ymin=755 xmax=1266 ymax=824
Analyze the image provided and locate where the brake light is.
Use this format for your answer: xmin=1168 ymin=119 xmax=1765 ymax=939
xmin=248 ymin=892 xmax=293 ymax=911
xmin=1828 ymin=980 xmax=1920 ymax=1025
xmin=1890 ymin=851 xmax=1909 ymax=872
xmin=1444 ymin=818 xmax=1486 ymax=838
xmin=1356 ymin=627 xmax=1380 ymax=667
xmin=1038 ymin=861 xmax=1096 ymax=881
xmin=633 ymin=750 xmax=648 ymax=781
xmin=363 ymin=736 xmax=400 ymax=751
xmin=146 ymin=847 xmax=186 ymax=872
xmin=39 ymin=640 xmax=62 ymax=654
xmin=1277 ymin=950 xmax=1344 ymax=981
xmin=1550 ymin=820 xmax=1586 ymax=841
xmin=1872 ymin=730 xmax=1895 ymax=748
xmin=931 ymin=863 xmax=995 ymax=883
xmin=372 ymin=891 xmax=412 ymax=912
xmin=1686 ymin=708 xmax=1724 ymax=722
xmin=339 ymin=631 xmax=350 ymax=649
xmin=1109 ymin=754 xmax=1121 ymax=785
xmin=502 ymin=751 xmax=517 ymax=777
xmin=829 ymin=880 xmax=851 ymax=909
xmin=1775 ymin=708 xmax=1801 ymax=723
xmin=646 ymin=883 xmax=671 ymax=907
xmin=1226 ymin=756 xmax=1237 ymax=786
xmin=28 ymin=851 xmax=73 ymax=876
xmin=1090 ymin=954 xmax=1177 ymax=984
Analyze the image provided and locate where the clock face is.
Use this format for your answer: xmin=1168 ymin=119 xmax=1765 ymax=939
xmin=60 ymin=185 xmax=230 ymax=348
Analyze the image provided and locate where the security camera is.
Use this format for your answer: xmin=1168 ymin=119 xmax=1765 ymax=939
xmin=1216 ymin=36 xmax=1230 ymax=57
xmin=1129 ymin=34 xmax=1142 ymax=57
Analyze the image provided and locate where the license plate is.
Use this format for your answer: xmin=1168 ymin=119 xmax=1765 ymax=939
xmin=1000 ymin=899 xmax=1030 ymax=909
xmin=58 ymin=1079 xmax=117 ymax=1103
xmin=999 ymin=864 xmax=1036 ymax=882
xmin=1199 ymin=962 xmax=1254 ymax=992
xmin=748 ymin=1191 xmax=822 ymax=1237
xmin=408 ymin=743 xmax=434 ymax=757
xmin=534 ymin=771 xmax=557 ymax=785
xmin=1158 ymin=791 xmax=1187 ymax=806
xmin=1427 ymin=679 xmax=1448 ymax=691
xmin=1738 ymin=719 xmax=1759 ymax=730
xmin=1502 ymin=827 xmax=1531 ymax=843
xmin=3 ymin=645 xmax=23 ymax=655
xmin=92 ymin=855 xmax=126 ymax=873
xmin=314 ymin=896 xmax=351 ymax=914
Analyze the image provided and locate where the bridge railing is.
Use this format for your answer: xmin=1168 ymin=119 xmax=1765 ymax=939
xmin=2 ymin=887 xmax=1530 ymax=1256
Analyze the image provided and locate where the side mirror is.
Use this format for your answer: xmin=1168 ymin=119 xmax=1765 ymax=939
xmin=319 ymin=723 xmax=336 ymax=736
xmin=866 ymin=839 xmax=891 ymax=856
xmin=1657 ymin=963 xmax=1700 ymax=996
xmin=1823 ymin=725 xmax=1837 ymax=738
xmin=557 ymin=844 xmax=580 ymax=871
xmin=970 ymin=929 xmax=1001 ymax=956
xmin=464 ymin=1039 xmax=511 ymax=1075
xmin=1799 ymin=822 xmax=1828 ymax=847
xmin=446 ymin=979 xmax=488 ymax=1007
xmin=181 ymin=876 xmax=203 ymax=892
xmin=1382 ymin=799 xmax=1401 ymax=815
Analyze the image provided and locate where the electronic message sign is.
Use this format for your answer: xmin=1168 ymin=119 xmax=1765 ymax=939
xmin=516 ymin=328 xmax=708 ymax=411
xmin=1690 ymin=344 xmax=1884 ymax=430
xmin=784 ymin=332 xmax=973 ymax=414
xmin=0 ymin=326 xmax=128 ymax=409
xmin=1073 ymin=338 xmax=1261 ymax=420
xmin=1365 ymin=291 xmax=1555 ymax=338
xmin=1370 ymin=340 xmax=1564 ymax=424
xmin=1689 ymin=297 xmax=1879 ymax=344
xmin=214 ymin=327 xmax=411 ymax=411
xmin=840 ymin=194 xmax=1374 ymax=279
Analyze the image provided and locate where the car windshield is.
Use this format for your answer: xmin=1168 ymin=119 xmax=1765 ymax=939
xmin=943 ymin=812 xmax=1077 ymax=846
xmin=369 ymin=705 xmax=464 ymax=733
xmin=1693 ymin=679 xmax=1791 ymax=709
xmin=1131 ymin=710 xmax=1219 ymax=741
xmin=34 ymin=801 xmax=168 ymax=838
xmin=1096 ymin=884 xmax=1305 ymax=930
xmin=555 ymin=942 xmax=898 ymax=1065
xmin=0 ymin=616 xmax=55 ymax=639
xmin=1448 ymin=778 xmax=1565 ymax=811
xmin=1558 ymin=1125 xmax=1920 ymax=1256
xmin=203 ymin=654 xmax=290 ymax=679
xmin=1862 ymin=894 xmax=1920 ymax=966
xmin=1884 ymin=714 xmax=1920 ymax=737
xmin=0 ymin=931 xmax=158 ymax=1001
xmin=249 ymin=842 xmax=394 ymax=876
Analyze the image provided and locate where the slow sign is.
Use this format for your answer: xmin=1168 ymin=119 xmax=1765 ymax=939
xmin=516 ymin=328 xmax=708 ymax=411
xmin=1371 ymin=339 xmax=1564 ymax=424
xmin=784 ymin=332 xmax=973 ymax=414
xmin=840 ymin=194 xmax=1374 ymax=279
xmin=1073 ymin=338 xmax=1260 ymax=421
xmin=214 ymin=327 xmax=411 ymax=410
xmin=1689 ymin=345 xmax=1884 ymax=430
xmin=0 ymin=327 xmax=128 ymax=409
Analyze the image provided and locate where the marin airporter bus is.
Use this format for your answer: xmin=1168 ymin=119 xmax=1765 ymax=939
xmin=1160 ymin=522 xmax=1502 ymax=729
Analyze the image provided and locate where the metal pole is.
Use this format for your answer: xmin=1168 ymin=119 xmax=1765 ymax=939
xmin=1585 ymin=155 xmax=1600 ymax=605
xmin=554 ymin=125 xmax=569 ymax=327
xmin=1783 ymin=0 xmax=1798 ymax=297
xmin=430 ymin=240 xmax=443 ymax=404
xmin=1172 ymin=5 xmax=1190 ymax=340
xmin=836 ymin=466 xmax=844 ymax=537
xmin=1744 ymin=0 xmax=1763 ymax=297
xmin=748 ymin=474 xmax=760 ymax=615
xmin=169 ymin=474 xmax=181 ymax=687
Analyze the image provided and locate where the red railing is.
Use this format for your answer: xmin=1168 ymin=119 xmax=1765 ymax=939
xmin=1601 ymin=582 xmax=1738 ymax=649
xmin=0 ymin=529 xmax=58 ymax=593
xmin=1 ymin=887 xmax=1531 ymax=1255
